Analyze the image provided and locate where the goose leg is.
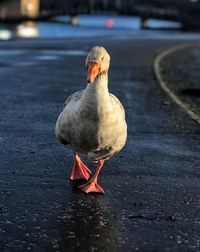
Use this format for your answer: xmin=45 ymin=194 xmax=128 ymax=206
xmin=70 ymin=153 xmax=92 ymax=180
xmin=79 ymin=160 xmax=104 ymax=193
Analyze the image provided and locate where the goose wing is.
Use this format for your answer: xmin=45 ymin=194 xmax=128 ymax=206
xmin=109 ymin=93 xmax=126 ymax=119
xmin=55 ymin=90 xmax=84 ymax=146
xmin=64 ymin=90 xmax=84 ymax=108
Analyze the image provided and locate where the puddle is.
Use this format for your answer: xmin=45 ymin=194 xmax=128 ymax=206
xmin=35 ymin=55 xmax=59 ymax=60
xmin=15 ymin=62 xmax=36 ymax=66
xmin=41 ymin=50 xmax=87 ymax=56
xmin=0 ymin=50 xmax=25 ymax=56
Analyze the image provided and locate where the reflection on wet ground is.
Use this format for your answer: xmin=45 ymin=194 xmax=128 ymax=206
xmin=0 ymin=49 xmax=87 ymax=69
xmin=57 ymin=193 xmax=121 ymax=251
xmin=0 ymin=50 xmax=24 ymax=56
xmin=35 ymin=55 xmax=60 ymax=61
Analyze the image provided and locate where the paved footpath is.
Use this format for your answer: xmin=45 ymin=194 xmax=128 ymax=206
xmin=0 ymin=36 xmax=200 ymax=251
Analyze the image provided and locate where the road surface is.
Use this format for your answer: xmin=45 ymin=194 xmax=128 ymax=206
xmin=0 ymin=35 xmax=200 ymax=251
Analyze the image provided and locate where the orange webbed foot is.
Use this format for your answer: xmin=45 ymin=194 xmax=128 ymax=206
xmin=79 ymin=159 xmax=105 ymax=193
xmin=79 ymin=180 xmax=104 ymax=194
xmin=70 ymin=154 xmax=92 ymax=181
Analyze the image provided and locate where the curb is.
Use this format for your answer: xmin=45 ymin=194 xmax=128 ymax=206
xmin=154 ymin=44 xmax=200 ymax=125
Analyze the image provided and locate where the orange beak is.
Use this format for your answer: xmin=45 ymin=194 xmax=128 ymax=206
xmin=87 ymin=61 xmax=100 ymax=84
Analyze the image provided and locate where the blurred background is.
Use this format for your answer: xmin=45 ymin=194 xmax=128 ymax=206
xmin=0 ymin=0 xmax=200 ymax=40
xmin=1 ymin=1 xmax=200 ymax=252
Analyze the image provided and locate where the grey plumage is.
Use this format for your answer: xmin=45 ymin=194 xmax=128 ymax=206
xmin=55 ymin=47 xmax=127 ymax=161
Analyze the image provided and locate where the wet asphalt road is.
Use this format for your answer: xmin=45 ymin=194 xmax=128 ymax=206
xmin=0 ymin=35 xmax=200 ymax=251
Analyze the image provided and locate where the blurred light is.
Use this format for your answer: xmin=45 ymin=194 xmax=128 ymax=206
xmin=21 ymin=0 xmax=39 ymax=18
xmin=0 ymin=30 xmax=12 ymax=40
xmin=106 ymin=19 xmax=114 ymax=28
xmin=71 ymin=16 xmax=80 ymax=26
xmin=17 ymin=21 xmax=39 ymax=38
xmin=26 ymin=3 xmax=34 ymax=11
xmin=190 ymin=0 xmax=198 ymax=2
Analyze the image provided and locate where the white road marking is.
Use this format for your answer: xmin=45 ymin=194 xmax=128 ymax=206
xmin=154 ymin=43 xmax=200 ymax=125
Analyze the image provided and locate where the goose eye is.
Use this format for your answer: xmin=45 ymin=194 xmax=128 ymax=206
xmin=101 ymin=57 xmax=104 ymax=60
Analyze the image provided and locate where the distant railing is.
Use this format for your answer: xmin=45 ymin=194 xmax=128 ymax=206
xmin=40 ymin=0 xmax=179 ymax=20
xmin=39 ymin=0 xmax=200 ymax=29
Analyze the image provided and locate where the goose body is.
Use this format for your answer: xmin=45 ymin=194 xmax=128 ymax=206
xmin=55 ymin=46 xmax=127 ymax=193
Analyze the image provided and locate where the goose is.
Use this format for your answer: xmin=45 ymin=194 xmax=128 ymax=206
xmin=55 ymin=46 xmax=127 ymax=193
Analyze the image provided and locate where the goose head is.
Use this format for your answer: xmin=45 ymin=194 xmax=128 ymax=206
xmin=86 ymin=46 xmax=110 ymax=84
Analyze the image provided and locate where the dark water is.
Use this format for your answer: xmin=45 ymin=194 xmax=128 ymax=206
xmin=0 ymin=15 xmax=183 ymax=40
